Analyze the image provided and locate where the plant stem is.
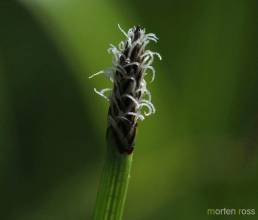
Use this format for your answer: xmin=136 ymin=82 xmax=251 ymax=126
xmin=93 ymin=135 xmax=133 ymax=220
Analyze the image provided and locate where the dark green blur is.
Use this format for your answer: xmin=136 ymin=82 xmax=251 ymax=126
xmin=0 ymin=0 xmax=258 ymax=219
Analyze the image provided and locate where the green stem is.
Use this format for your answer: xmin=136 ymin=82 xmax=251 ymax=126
xmin=93 ymin=136 xmax=133 ymax=220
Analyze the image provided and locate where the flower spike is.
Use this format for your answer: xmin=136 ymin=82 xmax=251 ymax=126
xmin=90 ymin=25 xmax=161 ymax=154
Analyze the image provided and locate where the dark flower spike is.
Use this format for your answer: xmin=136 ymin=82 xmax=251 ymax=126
xmin=89 ymin=24 xmax=161 ymax=154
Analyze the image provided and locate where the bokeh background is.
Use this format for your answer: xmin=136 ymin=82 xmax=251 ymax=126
xmin=1 ymin=0 xmax=258 ymax=219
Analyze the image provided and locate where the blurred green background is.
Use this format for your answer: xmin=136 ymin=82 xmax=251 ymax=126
xmin=1 ymin=0 xmax=258 ymax=219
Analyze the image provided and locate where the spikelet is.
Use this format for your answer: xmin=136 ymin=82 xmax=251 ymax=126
xmin=90 ymin=25 xmax=161 ymax=154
